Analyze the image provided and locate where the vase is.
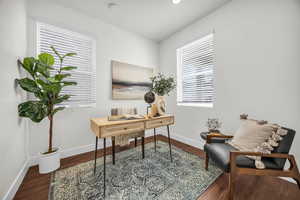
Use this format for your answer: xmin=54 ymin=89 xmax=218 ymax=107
xmin=39 ymin=147 xmax=60 ymax=174
xmin=156 ymin=95 xmax=166 ymax=116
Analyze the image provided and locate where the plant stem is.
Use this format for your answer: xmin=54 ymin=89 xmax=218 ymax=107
xmin=48 ymin=115 xmax=53 ymax=153
xmin=48 ymin=101 xmax=54 ymax=153
xmin=58 ymin=58 xmax=63 ymax=74
xmin=47 ymin=58 xmax=62 ymax=153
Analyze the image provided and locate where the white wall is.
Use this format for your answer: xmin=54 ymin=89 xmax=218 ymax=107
xmin=159 ymin=0 xmax=300 ymax=163
xmin=26 ymin=0 xmax=159 ymax=158
xmin=0 ymin=0 xmax=28 ymax=199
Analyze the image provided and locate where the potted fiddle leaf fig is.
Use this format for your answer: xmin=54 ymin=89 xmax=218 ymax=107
xmin=16 ymin=46 xmax=77 ymax=174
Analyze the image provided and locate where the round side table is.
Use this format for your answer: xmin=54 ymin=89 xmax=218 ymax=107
xmin=200 ymin=131 xmax=228 ymax=143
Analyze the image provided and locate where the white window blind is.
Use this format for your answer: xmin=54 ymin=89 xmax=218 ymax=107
xmin=37 ymin=22 xmax=96 ymax=107
xmin=177 ymin=33 xmax=214 ymax=107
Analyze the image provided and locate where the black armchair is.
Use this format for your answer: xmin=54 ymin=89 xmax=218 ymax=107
xmin=204 ymin=128 xmax=300 ymax=200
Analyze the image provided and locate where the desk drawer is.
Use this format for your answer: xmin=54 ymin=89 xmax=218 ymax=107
xmin=146 ymin=117 xmax=174 ymax=129
xmin=101 ymin=122 xmax=144 ymax=138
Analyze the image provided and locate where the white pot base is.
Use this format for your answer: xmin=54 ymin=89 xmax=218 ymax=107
xmin=39 ymin=148 xmax=60 ymax=174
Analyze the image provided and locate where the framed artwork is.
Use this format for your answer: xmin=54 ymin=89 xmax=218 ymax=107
xmin=111 ymin=60 xmax=154 ymax=100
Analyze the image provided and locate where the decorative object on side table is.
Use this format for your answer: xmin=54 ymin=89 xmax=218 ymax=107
xmin=206 ymin=118 xmax=222 ymax=133
xmin=149 ymin=73 xmax=176 ymax=116
xmin=16 ymin=46 xmax=77 ymax=174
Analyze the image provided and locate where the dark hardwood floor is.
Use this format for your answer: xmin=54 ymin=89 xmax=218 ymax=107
xmin=14 ymin=135 xmax=300 ymax=200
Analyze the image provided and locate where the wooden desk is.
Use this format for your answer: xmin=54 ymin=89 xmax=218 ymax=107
xmin=90 ymin=115 xmax=174 ymax=197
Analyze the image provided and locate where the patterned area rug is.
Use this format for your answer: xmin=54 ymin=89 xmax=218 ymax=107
xmin=49 ymin=141 xmax=222 ymax=200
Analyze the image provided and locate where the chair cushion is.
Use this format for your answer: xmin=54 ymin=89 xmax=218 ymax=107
xmin=230 ymin=119 xmax=277 ymax=151
xmin=204 ymin=143 xmax=281 ymax=172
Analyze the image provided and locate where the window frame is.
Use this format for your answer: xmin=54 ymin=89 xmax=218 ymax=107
xmin=36 ymin=21 xmax=97 ymax=108
xmin=176 ymin=33 xmax=215 ymax=108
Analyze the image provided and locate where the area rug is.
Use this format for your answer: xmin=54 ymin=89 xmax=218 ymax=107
xmin=49 ymin=141 xmax=222 ymax=200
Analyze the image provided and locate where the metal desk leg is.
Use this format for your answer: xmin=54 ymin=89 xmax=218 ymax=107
xmin=94 ymin=136 xmax=98 ymax=174
xmin=112 ymin=137 xmax=115 ymax=165
xmin=141 ymin=136 xmax=145 ymax=159
xmin=154 ymin=128 xmax=157 ymax=152
xmin=167 ymin=125 xmax=173 ymax=162
xmin=134 ymin=137 xmax=137 ymax=147
xmin=103 ymin=138 xmax=106 ymax=198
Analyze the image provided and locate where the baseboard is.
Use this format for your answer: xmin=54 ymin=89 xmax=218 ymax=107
xmin=159 ymin=130 xmax=205 ymax=149
xmin=3 ymin=160 xmax=29 ymax=200
xmin=28 ymin=140 xmax=113 ymax=167
xmin=29 ymin=130 xmax=200 ymax=166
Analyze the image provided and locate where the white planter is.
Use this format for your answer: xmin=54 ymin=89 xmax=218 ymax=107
xmin=39 ymin=148 xmax=60 ymax=174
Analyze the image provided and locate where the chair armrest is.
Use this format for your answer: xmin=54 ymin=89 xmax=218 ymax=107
xmin=207 ymin=134 xmax=233 ymax=144
xmin=230 ymin=151 xmax=297 ymax=171
xmin=230 ymin=151 xmax=292 ymax=159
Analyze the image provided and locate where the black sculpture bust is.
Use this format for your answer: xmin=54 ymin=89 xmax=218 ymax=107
xmin=144 ymin=91 xmax=155 ymax=104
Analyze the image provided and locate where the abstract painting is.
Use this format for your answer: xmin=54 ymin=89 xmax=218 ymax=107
xmin=112 ymin=60 xmax=154 ymax=100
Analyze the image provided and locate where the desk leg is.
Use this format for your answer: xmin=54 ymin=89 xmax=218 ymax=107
xmin=112 ymin=137 xmax=115 ymax=165
xmin=153 ymin=128 xmax=157 ymax=152
xmin=141 ymin=136 xmax=145 ymax=159
xmin=94 ymin=136 xmax=98 ymax=175
xmin=103 ymin=138 xmax=106 ymax=198
xmin=167 ymin=125 xmax=173 ymax=162
xmin=134 ymin=137 xmax=137 ymax=147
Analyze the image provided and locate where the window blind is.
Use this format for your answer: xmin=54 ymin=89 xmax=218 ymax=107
xmin=177 ymin=33 xmax=214 ymax=107
xmin=37 ymin=22 xmax=96 ymax=107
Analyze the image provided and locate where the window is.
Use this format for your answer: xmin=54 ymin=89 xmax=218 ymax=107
xmin=176 ymin=33 xmax=214 ymax=107
xmin=37 ymin=22 xmax=96 ymax=107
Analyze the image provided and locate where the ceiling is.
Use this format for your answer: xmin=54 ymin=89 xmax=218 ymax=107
xmin=52 ymin=0 xmax=230 ymax=42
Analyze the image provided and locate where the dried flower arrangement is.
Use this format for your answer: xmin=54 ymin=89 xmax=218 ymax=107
xmin=206 ymin=118 xmax=222 ymax=132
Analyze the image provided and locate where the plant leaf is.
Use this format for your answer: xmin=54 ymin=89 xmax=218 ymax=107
xmin=18 ymin=101 xmax=48 ymax=123
xmin=38 ymin=53 xmax=55 ymax=66
xmin=16 ymin=78 xmax=40 ymax=93
xmin=150 ymin=73 xmax=176 ymax=96
xmin=60 ymin=66 xmax=77 ymax=71
xmin=53 ymin=95 xmax=70 ymax=104
xmin=52 ymin=107 xmax=65 ymax=115
xmin=50 ymin=46 xmax=62 ymax=60
xmin=63 ymin=53 xmax=76 ymax=58
xmin=35 ymin=62 xmax=50 ymax=77
xmin=36 ymin=79 xmax=48 ymax=87
xmin=20 ymin=57 xmax=35 ymax=77
xmin=55 ymin=73 xmax=71 ymax=81
xmin=34 ymin=91 xmax=49 ymax=104
xmin=47 ymin=77 xmax=59 ymax=83
xmin=62 ymin=81 xmax=77 ymax=86
xmin=36 ymin=79 xmax=62 ymax=94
